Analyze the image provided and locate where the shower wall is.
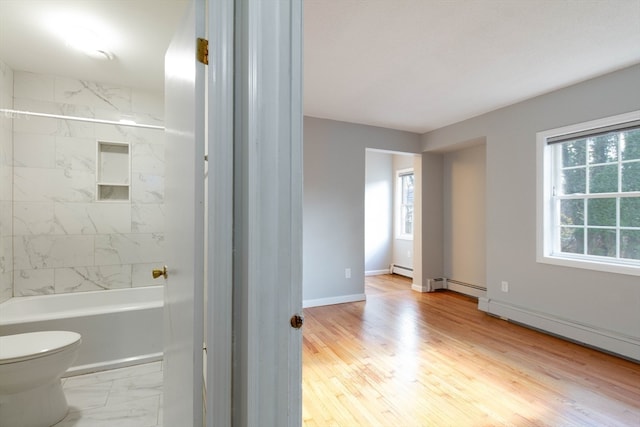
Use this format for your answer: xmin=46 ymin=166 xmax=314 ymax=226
xmin=0 ymin=59 xmax=13 ymax=303
xmin=10 ymin=70 xmax=166 ymax=296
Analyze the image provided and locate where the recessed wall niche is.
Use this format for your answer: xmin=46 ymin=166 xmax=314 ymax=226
xmin=96 ymin=141 xmax=130 ymax=201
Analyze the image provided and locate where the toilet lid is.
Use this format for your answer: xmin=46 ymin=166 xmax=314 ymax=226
xmin=0 ymin=331 xmax=81 ymax=364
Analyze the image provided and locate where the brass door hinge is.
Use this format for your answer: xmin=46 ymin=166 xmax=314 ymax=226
xmin=197 ymin=38 xmax=209 ymax=65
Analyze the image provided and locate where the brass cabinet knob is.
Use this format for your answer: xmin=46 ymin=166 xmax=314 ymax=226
xmin=152 ymin=266 xmax=168 ymax=279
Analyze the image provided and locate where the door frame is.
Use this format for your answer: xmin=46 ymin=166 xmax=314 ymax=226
xmin=205 ymin=0 xmax=234 ymax=425
xmin=232 ymin=0 xmax=303 ymax=426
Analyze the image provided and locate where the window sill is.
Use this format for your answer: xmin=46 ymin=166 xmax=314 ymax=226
xmin=537 ymin=254 xmax=640 ymax=277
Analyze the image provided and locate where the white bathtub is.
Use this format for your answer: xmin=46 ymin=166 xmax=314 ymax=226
xmin=0 ymin=286 xmax=163 ymax=376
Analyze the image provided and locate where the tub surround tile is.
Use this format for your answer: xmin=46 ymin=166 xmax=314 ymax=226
xmin=55 ymin=77 xmax=132 ymax=112
xmin=13 ymin=201 xmax=56 ymax=235
xmin=0 ymin=200 xmax=11 ymax=236
xmin=1 ymin=127 xmax=13 ymax=166
xmin=14 ymin=167 xmax=94 ymax=203
xmin=14 ymin=268 xmax=55 ymax=296
xmin=132 ymin=263 xmax=163 ymax=288
xmin=132 ymin=203 xmax=165 ymax=233
xmin=0 ymin=236 xmax=12 ymax=274
xmin=13 ymin=132 xmax=56 ymax=168
xmin=95 ymin=233 xmax=164 ymax=266
xmin=54 ymin=203 xmax=132 ymax=235
xmin=54 ymin=265 xmax=132 ymax=293
xmin=14 ymin=71 xmax=55 ymax=102
xmin=0 ymin=275 xmax=12 ymax=302
xmin=132 ymin=143 xmax=164 ymax=175
xmin=131 ymin=90 xmax=164 ymax=119
xmin=10 ymin=71 xmax=165 ymax=298
xmin=132 ymin=173 xmax=164 ymax=203
xmin=13 ymin=235 xmax=94 ymax=270
xmin=0 ymin=165 xmax=13 ymax=201
xmin=55 ymin=136 xmax=97 ymax=173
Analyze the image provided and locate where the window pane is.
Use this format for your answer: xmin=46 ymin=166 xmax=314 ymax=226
xmin=589 ymin=164 xmax=618 ymax=193
xmin=622 ymin=161 xmax=640 ymax=192
xmin=560 ymin=199 xmax=584 ymax=225
xmin=560 ymin=227 xmax=584 ymax=254
xmin=621 ymin=197 xmax=640 ymax=227
xmin=587 ymin=228 xmax=616 ymax=257
xmin=621 ymin=129 xmax=640 ymax=161
xmin=587 ymin=198 xmax=616 ymax=226
xmin=562 ymin=140 xmax=586 ymax=167
xmin=621 ymin=230 xmax=640 ymax=260
xmin=560 ymin=168 xmax=585 ymax=194
xmin=588 ymin=133 xmax=618 ymax=164
xmin=403 ymin=205 xmax=413 ymax=235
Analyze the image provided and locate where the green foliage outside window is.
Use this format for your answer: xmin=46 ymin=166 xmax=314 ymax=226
xmin=557 ymin=128 xmax=640 ymax=261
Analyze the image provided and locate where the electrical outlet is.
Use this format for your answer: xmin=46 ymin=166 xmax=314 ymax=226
xmin=501 ymin=281 xmax=509 ymax=292
xmin=345 ymin=268 xmax=351 ymax=279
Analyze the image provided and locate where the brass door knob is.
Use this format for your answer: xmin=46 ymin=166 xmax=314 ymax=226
xmin=290 ymin=314 xmax=304 ymax=329
xmin=152 ymin=266 xmax=168 ymax=279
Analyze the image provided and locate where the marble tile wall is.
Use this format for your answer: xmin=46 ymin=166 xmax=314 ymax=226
xmin=11 ymin=70 xmax=165 ymax=296
xmin=0 ymin=59 xmax=13 ymax=303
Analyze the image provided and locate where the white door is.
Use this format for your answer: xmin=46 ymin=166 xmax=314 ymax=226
xmin=163 ymin=0 xmax=303 ymax=425
xmin=163 ymin=0 xmax=205 ymax=425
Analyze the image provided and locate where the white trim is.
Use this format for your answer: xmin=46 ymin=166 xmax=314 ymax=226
xmin=303 ymin=294 xmax=366 ymax=308
xmin=233 ymin=1 xmax=303 ymax=425
xmin=411 ymin=283 xmax=428 ymax=292
xmin=485 ymin=299 xmax=640 ymax=362
xmin=205 ymin=0 xmax=234 ymax=425
xmin=365 ymin=269 xmax=391 ymax=276
xmin=536 ymin=110 xmax=640 ymax=277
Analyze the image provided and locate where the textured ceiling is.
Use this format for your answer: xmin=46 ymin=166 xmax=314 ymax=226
xmin=1 ymin=0 xmax=639 ymax=133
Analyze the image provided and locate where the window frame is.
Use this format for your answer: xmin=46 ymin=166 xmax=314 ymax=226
xmin=396 ymin=168 xmax=415 ymax=241
xmin=536 ymin=110 xmax=640 ymax=277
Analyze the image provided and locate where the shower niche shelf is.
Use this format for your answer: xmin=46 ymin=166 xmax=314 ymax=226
xmin=96 ymin=141 xmax=130 ymax=202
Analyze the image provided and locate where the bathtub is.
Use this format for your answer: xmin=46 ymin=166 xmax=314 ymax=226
xmin=0 ymin=286 xmax=163 ymax=376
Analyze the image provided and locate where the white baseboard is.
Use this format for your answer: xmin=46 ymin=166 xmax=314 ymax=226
xmin=303 ymin=293 xmax=366 ymax=308
xmin=365 ymin=269 xmax=390 ymax=276
xmin=485 ymin=299 xmax=640 ymax=362
xmin=411 ymin=282 xmax=427 ymax=292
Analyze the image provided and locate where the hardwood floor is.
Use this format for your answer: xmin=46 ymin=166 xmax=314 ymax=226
xmin=302 ymin=274 xmax=640 ymax=427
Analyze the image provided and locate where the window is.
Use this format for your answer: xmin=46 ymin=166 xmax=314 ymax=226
xmin=537 ymin=111 xmax=640 ymax=276
xmin=396 ymin=169 xmax=414 ymax=239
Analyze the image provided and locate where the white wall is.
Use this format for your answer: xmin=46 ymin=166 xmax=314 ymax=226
xmin=9 ymin=70 xmax=166 ymax=296
xmin=303 ymin=117 xmax=420 ymax=306
xmin=0 ymin=59 xmax=13 ymax=303
xmin=443 ymin=143 xmax=486 ymax=287
xmin=364 ymin=150 xmax=392 ymax=274
xmin=422 ymin=64 xmax=640 ymax=360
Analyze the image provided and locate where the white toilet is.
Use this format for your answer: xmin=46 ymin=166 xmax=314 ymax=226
xmin=0 ymin=331 xmax=82 ymax=427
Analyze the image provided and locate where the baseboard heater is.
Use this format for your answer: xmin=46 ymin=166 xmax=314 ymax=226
xmin=446 ymin=279 xmax=487 ymax=298
xmin=391 ymin=264 xmax=413 ymax=278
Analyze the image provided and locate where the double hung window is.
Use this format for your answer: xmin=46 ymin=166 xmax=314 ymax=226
xmin=537 ymin=111 xmax=640 ymax=276
xmin=396 ymin=169 xmax=414 ymax=240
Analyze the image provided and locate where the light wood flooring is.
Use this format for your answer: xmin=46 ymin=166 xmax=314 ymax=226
xmin=302 ymin=274 xmax=640 ymax=427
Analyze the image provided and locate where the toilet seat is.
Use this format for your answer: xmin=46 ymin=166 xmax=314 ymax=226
xmin=0 ymin=331 xmax=82 ymax=365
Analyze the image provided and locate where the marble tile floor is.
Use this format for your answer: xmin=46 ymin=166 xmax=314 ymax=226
xmin=54 ymin=361 xmax=163 ymax=427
